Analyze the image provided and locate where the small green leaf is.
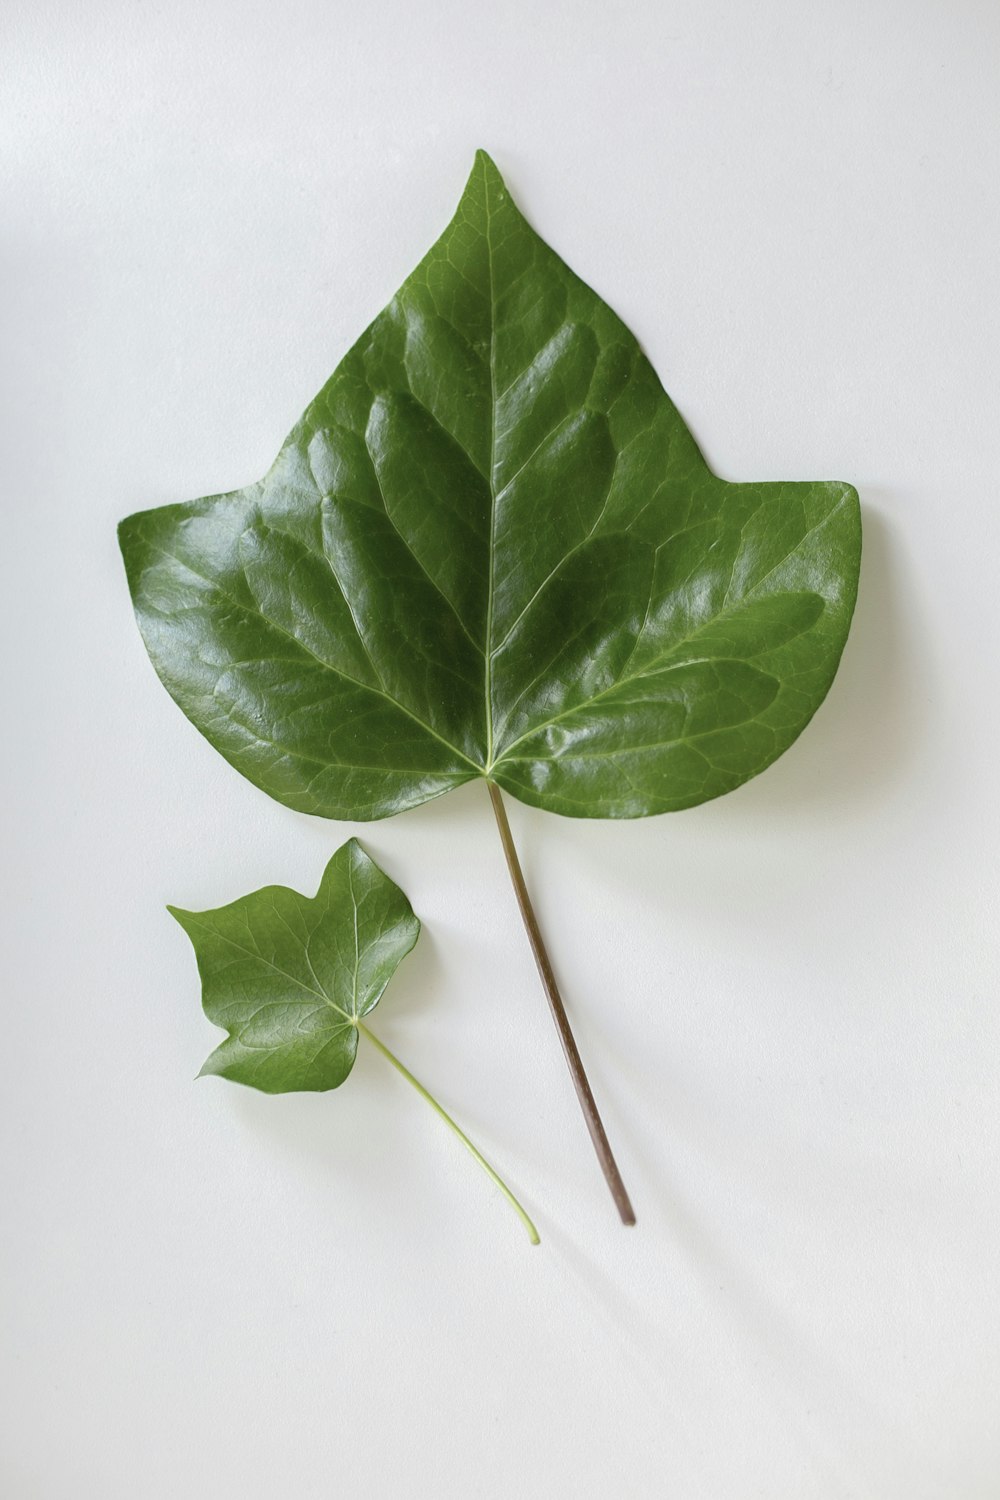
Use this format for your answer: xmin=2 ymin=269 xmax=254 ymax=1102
xmin=119 ymin=151 xmax=861 ymax=823
xmin=169 ymin=841 xmax=540 ymax=1243
xmin=169 ymin=838 xmax=419 ymax=1093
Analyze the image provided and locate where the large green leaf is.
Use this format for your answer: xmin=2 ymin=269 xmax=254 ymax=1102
xmin=169 ymin=838 xmax=419 ymax=1092
xmin=120 ymin=152 xmax=861 ymax=820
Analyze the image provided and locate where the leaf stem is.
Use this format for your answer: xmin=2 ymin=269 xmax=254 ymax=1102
xmin=486 ymin=780 xmax=636 ymax=1226
xmin=356 ymin=1019 xmax=540 ymax=1246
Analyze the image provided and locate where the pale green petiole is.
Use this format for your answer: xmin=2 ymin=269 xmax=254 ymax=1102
xmin=357 ymin=1020 xmax=540 ymax=1246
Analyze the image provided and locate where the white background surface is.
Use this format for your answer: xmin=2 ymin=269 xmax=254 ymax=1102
xmin=3 ymin=1 xmax=999 ymax=1495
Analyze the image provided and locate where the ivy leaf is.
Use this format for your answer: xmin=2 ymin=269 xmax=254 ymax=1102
xmin=170 ymin=838 xmax=540 ymax=1242
xmin=119 ymin=151 xmax=861 ymax=822
xmin=169 ymin=838 xmax=419 ymax=1093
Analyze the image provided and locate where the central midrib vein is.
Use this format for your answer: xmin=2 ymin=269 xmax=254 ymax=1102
xmin=482 ymin=157 xmax=498 ymax=773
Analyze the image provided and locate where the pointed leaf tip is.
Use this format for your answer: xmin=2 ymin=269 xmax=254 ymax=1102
xmin=471 ymin=148 xmax=506 ymax=194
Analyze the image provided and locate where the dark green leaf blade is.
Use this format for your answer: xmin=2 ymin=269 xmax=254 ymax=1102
xmin=120 ymin=152 xmax=861 ymax=820
xmin=169 ymin=839 xmax=419 ymax=1093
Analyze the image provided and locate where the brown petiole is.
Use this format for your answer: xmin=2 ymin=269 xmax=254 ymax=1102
xmin=486 ymin=780 xmax=636 ymax=1227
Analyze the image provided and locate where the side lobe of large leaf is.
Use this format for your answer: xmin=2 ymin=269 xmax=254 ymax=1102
xmin=120 ymin=152 xmax=861 ymax=820
xmin=169 ymin=839 xmax=419 ymax=1093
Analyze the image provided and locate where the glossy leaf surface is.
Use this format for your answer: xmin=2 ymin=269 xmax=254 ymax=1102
xmin=121 ymin=153 xmax=861 ymax=820
xmin=169 ymin=839 xmax=419 ymax=1092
